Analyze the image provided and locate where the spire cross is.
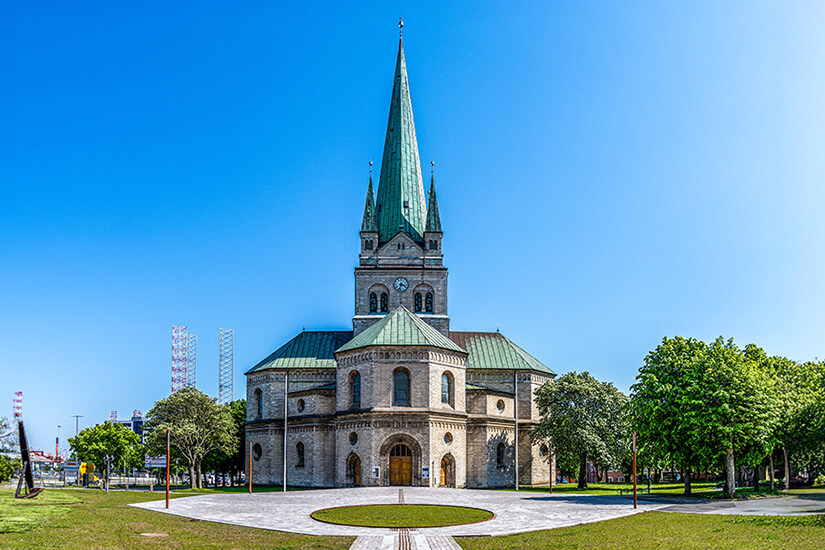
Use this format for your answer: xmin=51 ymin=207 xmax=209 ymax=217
xmin=399 ymin=16 xmax=403 ymax=38
xmin=369 ymin=160 xmax=373 ymax=177
xmin=430 ymin=160 xmax=434 ymax=176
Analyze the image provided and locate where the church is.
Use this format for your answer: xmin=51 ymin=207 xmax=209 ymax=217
xmin=245 ymin=33 xmax=556 ymax=489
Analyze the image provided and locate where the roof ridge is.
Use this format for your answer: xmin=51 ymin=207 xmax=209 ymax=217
xmin=336 ymin=306 xmax=465 ymax=353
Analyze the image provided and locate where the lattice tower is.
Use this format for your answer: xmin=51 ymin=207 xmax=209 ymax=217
xmin=187 ymin=334 xmax=198 ymax=388
xmin=110 ymin=411 xmax=117 ymax=423
xmin=13 ymin=391 xmax=22 ymax=421
xmin=171 ymin=325 xmax=189 ymax=393
xmin=218 ymin=328 xmax=234 ymax=404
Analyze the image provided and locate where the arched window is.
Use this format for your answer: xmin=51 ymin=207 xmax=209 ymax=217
xmin=441 ymin=372 xmax=453 ymax=406
xmin=380 ymin=293 xmax=388 ymax=312
xmin=296 ymin=442 xmax=305 ymax=468
xmin=254 ymin=389 xmax=262 ymax=419
xmin=369 ymin=292 xmax=377 ymax=313
xmin=365 ymin=239 xmax=373 ymax=250
xmin=393 ymin=369 xmax=410 ymax=406
xmin=351 ymin=372 xmax=361 ymax=407
xmin=425 ymin=292 xmax=433 ymax=313
xmin=414 ymin=292 xmax=422 ymax=312
xmin=496 ymin=442 xmax=506 ymax=468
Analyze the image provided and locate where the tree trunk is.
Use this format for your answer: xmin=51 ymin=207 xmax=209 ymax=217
xmin=753 ymin=463 xmax=760 ymax=491
xmin=769 ymin=452 xmax=775 ymax=492
xmin=188 ymin=465 xmax=196 ymax=490
xmin=683 ymin=466 xmax=692 ymax=496
xmin=783 ymin=447 xmax=790 ymax=491
xmin=724 ymin=447 xmax=736 ymax=498
xmin=578 ymin=454 xmax=588 ymax=489
xmin=195 ymin=462 xmax=202 ymax=489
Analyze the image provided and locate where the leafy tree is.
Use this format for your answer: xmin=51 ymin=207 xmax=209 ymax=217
xmin=0 ymin=416 xmax=14 ymax=453
xmin=0 ymin=454 xmax=22 ymax=482
xmin=630 ymin=336 xmax=707 ymax=495
xmin=532 ymin=371 xmax=628 ymax=488
xmin=144 ymin=388 xmax=237 ymax=489
xmin=202 ymin=399 xmax=245 ymax=486
xmin=68 ymin=421 xmax=143 ymax=479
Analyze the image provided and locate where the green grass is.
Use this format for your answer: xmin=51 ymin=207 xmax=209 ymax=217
xmin=311 ymin=504 xmax=494 ymax=528
xmin=0 ymin=488 xmax=352 ymax=549
xmin=0 ymin=491 xmax=81 ymax=533
xmin=457 ymin=511 xmax=825 ymax=550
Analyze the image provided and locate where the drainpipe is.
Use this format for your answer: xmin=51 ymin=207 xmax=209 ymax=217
xmin=514 ymin=369 xmax=519 ymax=491
xmin=283 ymin=369 xmax=288 ymax=492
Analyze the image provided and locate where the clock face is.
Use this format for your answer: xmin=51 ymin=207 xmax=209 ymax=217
xmin=394 ymin=277 xmax=409 ymax=292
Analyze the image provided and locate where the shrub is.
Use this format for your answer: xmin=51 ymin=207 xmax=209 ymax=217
xmin=815 ymin=473 xmax=825 ymax=487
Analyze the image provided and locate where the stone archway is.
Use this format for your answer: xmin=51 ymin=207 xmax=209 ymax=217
xmin=346 ymin=453 xmax=361 ymax=487
xmin=379 ymin=434 xmax=422 ymax=487
xmin=440 ymin=453 xmax=455 ymax=487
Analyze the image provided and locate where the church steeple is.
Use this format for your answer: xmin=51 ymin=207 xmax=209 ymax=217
xmin=360 ymin=176 xmax=377 ymax=232
xmin=374 ymin=37 xmax=427 ymax=245
xmin=425 ymin=175 xmax=442 ymax=233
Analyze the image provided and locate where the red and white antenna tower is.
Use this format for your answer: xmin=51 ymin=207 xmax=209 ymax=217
xmin=171 ymin=325 xmax=189 ymax=393
xmin=110 ymin=411 xmax=117 ymax=423
xmin=13 ymin=392 xmax=23 ymax=421
xmin=218 ymin=328 xmax=234 ymax=404
xmin=187 ymin=334 xmax=197 ymax=388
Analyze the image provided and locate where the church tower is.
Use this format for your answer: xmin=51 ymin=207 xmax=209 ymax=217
xmin=353 ymin=36 xmax=448 ymax=336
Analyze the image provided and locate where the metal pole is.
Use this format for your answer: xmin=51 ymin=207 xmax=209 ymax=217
xmin=165 ymin=430 xmax=170 ymax=509
xmin=283 ymin=369 xmax=288 ymax=492
xmin=632 ymin=431 xmax=638 ymax=509
xmin=514 ymin=370 xmax=519 ymax=491
xmin=248 ymin=442 xmax=252 ymax=493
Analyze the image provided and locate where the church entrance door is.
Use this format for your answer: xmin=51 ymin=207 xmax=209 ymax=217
xmin=389 ymin=444 xmax=412 ymax=486
xmin=346 ymin=454 xmax=361 ymax=487
xmin=440 ymin=454 xmax=455 ymax=487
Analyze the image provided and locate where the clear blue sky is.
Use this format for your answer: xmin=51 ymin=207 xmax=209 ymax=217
xmin=3 ymin=1 xmax=824 ymax=452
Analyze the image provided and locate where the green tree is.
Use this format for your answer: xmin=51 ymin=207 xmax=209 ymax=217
xmin=532 ymin=372 xmax=629 ymax=488
xmin=0 ymin=416 xmax=13 ymax=453
xmin=202 ymin=399 xmax=245 ymax=486
xmin=0 ymin=454 xmax=22 ymax=482
xmin=144 ymin=388 xmax=237 ymax=489
xmin=68 ymin=422 xmax=143 ymax=481
xmin=630 ymin=336 xmax=707 ymax=495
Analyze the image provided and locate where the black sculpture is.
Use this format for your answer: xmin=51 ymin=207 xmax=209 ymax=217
xmin=15 ymin=421 xmax=43 ymax=499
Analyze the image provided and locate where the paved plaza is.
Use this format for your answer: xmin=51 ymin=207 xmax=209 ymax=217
xmin=131 ymin=487 xmax=667 ymax=537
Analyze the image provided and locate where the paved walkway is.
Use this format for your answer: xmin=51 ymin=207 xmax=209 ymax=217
xmin=656 ymin=492 xmax=825 ymax=516
xmin=130 ymin=487 xmax=666 ymax=537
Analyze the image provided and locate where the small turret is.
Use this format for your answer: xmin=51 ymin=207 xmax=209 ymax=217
xmin=360 ymin=176 xmax=379 ymax=261
xmin=423 ymin=174 xmax=443 ymax=265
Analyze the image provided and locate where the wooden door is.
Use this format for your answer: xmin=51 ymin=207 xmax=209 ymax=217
xmin=389 ymin=444 xmax=412 ymax=486
xmin=354 ymin=457 xmax=361 ymax=486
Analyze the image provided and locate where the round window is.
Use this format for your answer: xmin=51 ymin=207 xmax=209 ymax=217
xmin=349 ymin=432 xmax=358 ymax=445
xmin=444 ymin=432 xmax=453 ymax=444
xmin=297 ymin=399 xmax=305 ymax=412
xmin=252 ymin=443 xmax=262 ymax=461
xmin=496 ymin=399 xmax=505 ymax=411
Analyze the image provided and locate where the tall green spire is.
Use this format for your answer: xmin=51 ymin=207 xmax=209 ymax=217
xmin=375 ymin=38 xmax=427 ymax=245
xmin=360 ymin=176 xmax=377 ymax=232
xmin=425 ymin=175 xmax=442 ymax=233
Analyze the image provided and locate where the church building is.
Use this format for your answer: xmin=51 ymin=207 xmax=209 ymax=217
xmin=245 ymin=33 xmax=555 ymax=488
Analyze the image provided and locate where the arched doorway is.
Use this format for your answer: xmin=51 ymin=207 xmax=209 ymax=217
xmin=440 ymin=454 xmax=455 ymax=487
xmin=346 ymin=454 xmax=361 ymax=487
xmin=389 ymin=444 xmax=412 ymax=486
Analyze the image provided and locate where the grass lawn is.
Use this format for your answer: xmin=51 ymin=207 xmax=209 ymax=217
xmin=458 ymin=510 xmax=825 ymax=550
xmin=311 ymin=504 xmax=493 ymax=528
xmin=0 ymin=488 xmax=353 ymax=549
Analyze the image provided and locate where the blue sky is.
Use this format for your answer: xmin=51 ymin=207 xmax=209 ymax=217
xmin=2 ymin=1 xmax=824 ymax=452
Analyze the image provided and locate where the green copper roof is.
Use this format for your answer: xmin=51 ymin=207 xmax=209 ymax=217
xmin=337 ymin=306 xmax=466 ymax=354
xmin=360 ymin=177 xmax=377 ymax=232
xmin=425 ymin=175 xmax=442 ymax=233
xmin=245 ymin=331 xmax=353 ymax=373
xmin=375 ymin=39 xmax=427 ymax=245
xmin=449 ymin=332 xmax=555 ymax=376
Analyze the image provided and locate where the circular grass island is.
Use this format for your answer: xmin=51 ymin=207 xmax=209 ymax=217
xmin=311 ymin=504 xmax=494 ymax=528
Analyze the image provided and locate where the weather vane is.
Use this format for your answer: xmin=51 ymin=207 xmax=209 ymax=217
xmin=399 ymin=16 xmax=403 ymax=38
xmin=430 ymin=160 xmax=434 ymax=176
xmin=369 ymin=160 xmax=373 ymax=177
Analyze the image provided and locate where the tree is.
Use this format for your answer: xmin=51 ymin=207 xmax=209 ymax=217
xmin=202 ymin=399 xmax=245 ymax=486
xmin=0 ymin=416 xmax=14 ymax=453
xmin=144 ymin=388 xmax=237 ymax=489
xmin=532 ymin=372 xmax=629 ymax=488
xmin=686 ymin=338 xmax=773 ymax=497
xmin=630 ymin=336 xmax=707 ymax=495
xmin=0 ymin=454 xmax=22 ymax=482
xmin=68 ymin=422 xmax=143 ymax=480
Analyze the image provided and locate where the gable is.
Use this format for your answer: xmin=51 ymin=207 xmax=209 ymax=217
xmin=377 ymin=232 xmax=423 ymax=258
